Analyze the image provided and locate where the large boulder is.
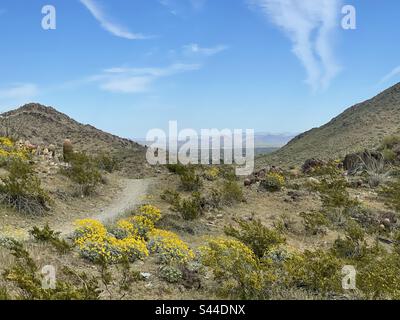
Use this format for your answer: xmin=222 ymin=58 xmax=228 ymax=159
xmin=302 ymin=158 xmax=325 ymax=174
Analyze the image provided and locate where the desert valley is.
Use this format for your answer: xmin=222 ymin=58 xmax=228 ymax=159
xmin=0 ymin=82 xmax=399 ymax=300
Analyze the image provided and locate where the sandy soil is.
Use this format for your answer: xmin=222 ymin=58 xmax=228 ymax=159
xmin=58 ymin=178 xmax=154 ymax=235
xmin=0 ymin=177 xmax=155 ymax=239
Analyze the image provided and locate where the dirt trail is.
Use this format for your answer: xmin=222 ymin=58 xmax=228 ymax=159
xmin=58 ymin=178 xmax=154 ymax=236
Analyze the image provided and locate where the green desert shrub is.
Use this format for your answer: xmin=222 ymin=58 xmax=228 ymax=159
xmin=161 ymin=189 xmax=181 ymax=207
xmin=180 ymin=168 xmax=202 ymax=191
xmin=382 ymin=148 xmax=397 ymax=163
xmin=224 ymin=219 xmax=286 ymax=258
xmin=61 ymin=152 xmax=102 ymax=196
xmin=221 ymin=180 xmax=244 ymax=204
xmin=166 ymin=163 xmax=187 ymax=175
xmin=284 ymin=249 xmax=343 ymax=295
xmin=273 ymin=213 xmax=298 ymax=235
xmin=380 ymin=179 xmax=400 ymax=212
xmin=94 ymin=153 xmax=120 ymax=173
xmin=314 ymin=176 xmax=358 ymax=209
xmin=300 ymin=211 xmax=329 ymax=235
xmin=259 ymin=173 xmax=285 ymax=192
xmin=173 ymin=192 xmax=204 ymax=220
xmin=29 ymin=224 xmax=71 ymax=254
xmin=204 ymin=187 xmax=223 ymax=210
xmin=357 ymin=251 xmax=400 ymax=299
xmin=381 ymin=135 xmax=400 ymax=150
xmin=310 ymin=160 xmax=342 ymax=177
xmin=200 ymin=237 xmax=273 ymax=299
xmin=0 ymin=159 xmax=51 ymax=215
xmin=332 ymin=221 xmax=367 ymax=260
xmin=0 ymin=239 xmax=101 ymax=300
xmin=159 ymin=265 xmax=183 ymax=284
xmin=219 ymin=166 xmax=237 ymax=181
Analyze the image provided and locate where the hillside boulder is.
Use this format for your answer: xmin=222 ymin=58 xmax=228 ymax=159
xmin=302 ymin=158 xmax=325 ymax=174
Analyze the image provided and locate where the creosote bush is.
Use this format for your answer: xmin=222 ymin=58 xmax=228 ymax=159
xmin=284 ymin=249 xmax=343 ymax=294
xmin=0 ymin=158 xmax=51 ymax=215
xmin=161 ymin=189 xmax=180 ymax=206
xmin=61 ymin=152 xmax=102 ymax=196
xmin=166 ymin=163 xmax=187 ymax=175
xmin=224 ymin=219 xmax=286 ymax=258
xmin=172 ymin=192 xmax=204 ymax=220
xmin=0 ymin=238 xmax=101 ymax=300
xmin=94 ymin=153 xmax=120 ymax=173
xmin=221 ymin=180 xmax=244 ymax=204
xmin=179 ymin=168 xmax=203 ymax=191
xmin=200 ymin=237 xmax=273 ymax=299
xmin=300 ymin=211 xmax=329 ymax=235
xmin=381 ymin=135 xmax=400 ymax=150
xmin=380 ymin=179 xmax=400 ymax=212
xmin=259 ymin=172 xmax=285 ymax=192
xmin=314 ymin=175 xmax=358 ymax=209
xmin=29 ymin=224 xmax=71 ymax=254
xmin=332 ymin=221 xmax=367 ymax=260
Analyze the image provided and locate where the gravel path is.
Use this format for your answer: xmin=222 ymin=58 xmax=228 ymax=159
xmin=59 ymin=178 xmax=154 ymax=236
xmin=93 ymin=178 xmax=153 ymax=223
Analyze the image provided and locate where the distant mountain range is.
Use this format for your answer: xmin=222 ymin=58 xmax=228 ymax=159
xmin=135 ymin=132 xmax=296 ymax=156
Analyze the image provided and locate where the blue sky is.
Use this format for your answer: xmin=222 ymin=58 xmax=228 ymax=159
xmin=0 ymin=0 xmax=400 ymax=139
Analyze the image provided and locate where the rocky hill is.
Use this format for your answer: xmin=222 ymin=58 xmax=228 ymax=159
xmin=0 ymin=103 xmax=151 ymax=178
xmin=257 ymin=82 xmax=400 ymax=168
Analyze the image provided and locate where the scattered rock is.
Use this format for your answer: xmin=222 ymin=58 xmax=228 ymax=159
xmin=302 ymin=158 xmax=326 ymax=174
xmin=140 ymin=272 xmax=152 ymax=281
xmin=307 ymin=177 xmax=320 ymax=185
xmin=287 ymin=190 xmax=302 ymax=202
xmin=244 ymin=178 xmax=252 ymax=187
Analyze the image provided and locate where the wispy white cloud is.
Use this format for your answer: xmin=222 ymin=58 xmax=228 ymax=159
xmin=80 ymin=0 xmax=149 ymax=40
xmin=0 ymin=83 xmax=39 ymax=111
xmin=0 ymin=83 xmax=38 ymax=100
xmin=380 ymin=66 xmax=400 ymax=84
xmin=183 ymin=43 xmax=228 ymax=56
xmin=89 ymin=63 xmax=201 ymax=93
xmin=250 ymin=0 xmax=342 ymax=91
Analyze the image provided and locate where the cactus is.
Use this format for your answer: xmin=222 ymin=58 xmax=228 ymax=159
xmin=63 ymin=139 xmax=73 ymax=162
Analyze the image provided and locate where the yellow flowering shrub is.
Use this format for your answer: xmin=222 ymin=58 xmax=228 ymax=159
xmin=284 ymin=249 xmax=343 ymax=294
xmin=260 ymin=172 xmax=285 ymax=192
xmin=148 ymin=229 xmax=194 ymax=264
xmin=128 ymin=215 xmax=155 ymax=238
xmin=112 ymin=215 xmax=155 ymax=239
xmin=73 ymin=219 xmax=148 ymax=264
xmin=0 ymin=137 xmax=29 ymax=164
xmin=0 ymin=137 xmax=14 ymax=148
xmin=113 ymin=219 xmax=139 ymax=239
xmin=200 ymin=237 xmax=272 ymax=299
xmin=74 ymin=219 xmax=107 ymax=244
xmin=138 ymin=205 xmax=162 ymax=223
xmin=356 ymin=251 xmax=400 ymax=299
xmin=204 ymin=167 xmax=220 ymax=181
